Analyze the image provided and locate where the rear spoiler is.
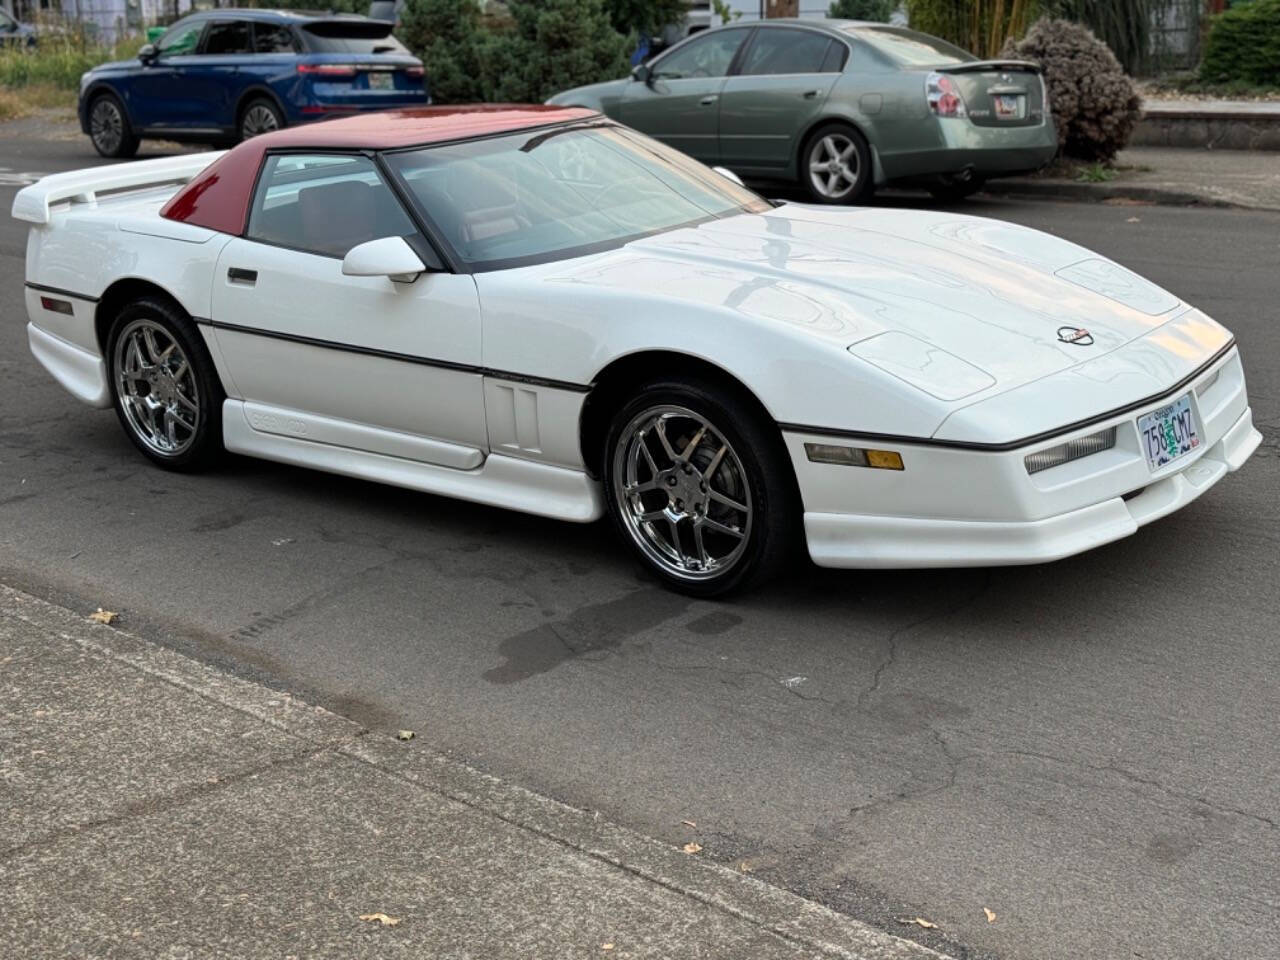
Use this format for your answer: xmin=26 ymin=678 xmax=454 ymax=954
xmin=936 ymin=59 xmax=1042 ymax=74
xmin=11 ymin=151 xmax=224 ymax=225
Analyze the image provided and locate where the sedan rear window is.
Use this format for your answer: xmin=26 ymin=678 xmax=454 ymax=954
xmin=385 ymin=124 xmax=770 ymax=271
xmin=300 ymin=20 xmax=407 ymax=54
xmin=848 ymin=26 xmax=975 ymax=66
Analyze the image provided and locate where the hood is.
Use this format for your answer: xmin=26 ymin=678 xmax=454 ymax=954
xmin=569 ymin=204 xmax=1192 ymax=405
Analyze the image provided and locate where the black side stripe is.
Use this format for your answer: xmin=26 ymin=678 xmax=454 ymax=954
xmin=199 ymin=318 xmax=593 ymax=394
xmin=25 ymin=282 xmax=100 ymax=303
xmin=780 ymin=337 xmax=1237 ymax=453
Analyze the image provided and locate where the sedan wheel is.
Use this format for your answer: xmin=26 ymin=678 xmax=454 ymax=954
xmin=604 ymin=378 xmax=798 ymax=596
xmin=801 ymin=123 xmax=872 ymax=205
xmin=107 ymin=298 xmax=225 ymax=470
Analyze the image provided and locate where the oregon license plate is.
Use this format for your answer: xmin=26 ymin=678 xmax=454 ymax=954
xmin=994 ymin=94 xmax=1023 ymax=119
xmin=1138 ymin=394 xmax=1200 ymax=471
xmin=368 ymin=71 xmax=393 ymax=90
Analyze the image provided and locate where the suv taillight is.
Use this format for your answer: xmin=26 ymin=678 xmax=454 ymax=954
xmin=405 ymin=65 xmax=424 ymax=78
xmin=297 ymin=63 xmax=357 ymax=77
xmin=926 ymin=71 xmax=966 ymax=118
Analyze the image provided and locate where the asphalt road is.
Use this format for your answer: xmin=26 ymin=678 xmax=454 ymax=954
xmin=3 ymin=133 xmax=1278 ymax=960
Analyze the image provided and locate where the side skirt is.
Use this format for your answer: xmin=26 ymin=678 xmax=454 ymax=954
xmin=222 ymin=399 xmax=605 ymax=524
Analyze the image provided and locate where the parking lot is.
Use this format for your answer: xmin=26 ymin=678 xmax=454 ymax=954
xmin=2 ymin=132 xmax=1277 ymax=960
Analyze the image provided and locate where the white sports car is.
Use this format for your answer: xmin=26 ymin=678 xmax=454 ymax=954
xmin=13 ymin=106 xmax=1261 ymax=595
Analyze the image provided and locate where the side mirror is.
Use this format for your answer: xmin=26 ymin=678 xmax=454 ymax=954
xmin=631 ymin=63 xmax=651 ymax=85
xmin=711 ymin=166 xmax=744 ymax=186
xmin=138 ymin=43 xmax=158 ymax=63
xmin=342 ymin=236 xmax=426 ymax=283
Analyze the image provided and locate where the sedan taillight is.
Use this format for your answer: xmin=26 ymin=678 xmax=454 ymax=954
xmin=297 ymin=63 xmax=358 ymax=77
xmin=926 ymin=71 xmax=967 ymax=118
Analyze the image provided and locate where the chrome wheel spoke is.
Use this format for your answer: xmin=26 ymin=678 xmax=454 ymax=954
xmin=653 ymin=418 xmax=679 ymax=461
xmin=701 ymin=515 xmax=745 ymax=540
xmin=709 ymin=488 xmax=748 ymax=514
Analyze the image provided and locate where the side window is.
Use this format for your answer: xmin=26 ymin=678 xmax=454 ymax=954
xmin=252 ymin=22 xmax=297 ymax=54
xmin=157 ymin=19 xmax=204 ymax=57
xmin=247 ymin=154 xmax=417 ymax=259
xmin=652 ymin=29 xmax=747 ymax=80
xmin=820 ymin=40 xmax=849 ymax=73
xmin=201 ymin=21 xmax=253 ymax=55
xmin=740 ymin=29 xmax=839 ymax=76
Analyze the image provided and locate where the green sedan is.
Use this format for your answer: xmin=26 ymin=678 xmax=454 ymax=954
xmin=548 ymin=19 xmax=1057 ymax=203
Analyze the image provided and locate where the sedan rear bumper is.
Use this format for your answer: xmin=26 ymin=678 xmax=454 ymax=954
xmin=802 ymin=406 xmax=1260 ymax=568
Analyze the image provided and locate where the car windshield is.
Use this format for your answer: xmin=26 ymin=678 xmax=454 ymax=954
xmin=384 ymin=123 xmax=770 ymax=271
xmin=301 ymin=21 xmax=407 ymax=54
xmin=848 ymin=26 xmax=976 ymax=66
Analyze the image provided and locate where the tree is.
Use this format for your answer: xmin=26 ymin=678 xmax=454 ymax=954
xmin=482 ymin=0 xmax=632 ymax=104
xmin=828 ymin=0 xmax=893 ymax=21
xmin=604 ymin=0 xmax=689 ymax=35
xmin=398 ymin=0 xmax=488 ymax=103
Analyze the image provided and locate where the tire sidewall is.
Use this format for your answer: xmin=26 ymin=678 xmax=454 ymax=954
xmin=602 ymin=377 xmax=797 ymax=597
xmin=88 ymin=91 xmax=139 ymax=159
xmin=106 ymin=298 xmax=224 ymax=471
xmin=801 ymin=122 xmax=873 ymax=205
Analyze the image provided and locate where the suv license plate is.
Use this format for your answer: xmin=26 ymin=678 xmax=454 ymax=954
xmin=368 ymin=72 xmax=393 ymax=90
xmin=1138 ymin=393 xmax=1200 ymax=471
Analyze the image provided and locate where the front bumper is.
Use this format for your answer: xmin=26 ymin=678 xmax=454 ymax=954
xmin=789 ymin=348 xmax=1262 ymax=569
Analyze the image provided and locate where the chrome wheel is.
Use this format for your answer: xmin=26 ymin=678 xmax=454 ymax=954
xmin=90 ymin=97 xmax=124 ymax=155
xmin=113 ymin=318 xmax=200 ymax=458
xmin=240 ymin=103 xmax=280 ymax=139
xmin=612 ymin=405 xmax=753 ymax=582
xmin=807 ymin=132 xmax=860 ymax=201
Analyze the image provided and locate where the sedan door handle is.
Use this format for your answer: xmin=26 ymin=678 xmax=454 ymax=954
xmin=699 ymin=95 xmax=718 ymax=106
xmin=802 ymin=89 xmax=820 ymax=99
xmin=227 ymin=267 xmax=257 ymax=286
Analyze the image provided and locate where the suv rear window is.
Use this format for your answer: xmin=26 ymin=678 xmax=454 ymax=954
xmin=300 ymin=21 xmax=407 ymax=54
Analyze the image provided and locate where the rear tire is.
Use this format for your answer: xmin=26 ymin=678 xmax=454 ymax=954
xmin=603 ymin=376 xmax=799 ymax=597
xmin=800 ymin=122 xmax=874 ymax=205
xmin=238 ymin=97 xmax=284 ymax=142
xmin=88 ymin=91 xmax=139 ymax=159
xmin=106 ymin=297 xmax=225 ymax=472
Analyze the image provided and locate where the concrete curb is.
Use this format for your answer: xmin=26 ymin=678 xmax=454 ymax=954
xmin=3 ymin=584 xmax=947 ymax=960
xmin=980 ymin=178 xmax=1246 ymax=209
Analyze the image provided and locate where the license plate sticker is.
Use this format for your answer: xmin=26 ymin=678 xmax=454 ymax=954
xmin=1138 ymin=394 xmax=1200 ymax=471
xmin=994 ymin=94 xmax=1023 ymax=119
xmin=368 ymin=71 xmax=393 ymax=90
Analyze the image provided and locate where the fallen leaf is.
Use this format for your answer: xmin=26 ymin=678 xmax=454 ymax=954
xmin=682 ymin=842 xmax=702 ymax=854
xmin=1126 ymin=216 xmax=1141 ymax=223
xmin=359 ymin=913 xmax=401 ymax=927
xmin=984 ymin=907 xmax=997 ymax=924
xmin=897 ymin=917 xmax=938 ymax=929
xmin=396 ymin=730 xmax=415 ymax=741
xmin=681 ymin=819 xmax=696 ymax=828
xmin=601 ymin=945 xmax=615 ymax=951
xmin=737 ymin=861 xmax=754 ymax=874
xmin=88 ymin=608 xmax=118 ymax=625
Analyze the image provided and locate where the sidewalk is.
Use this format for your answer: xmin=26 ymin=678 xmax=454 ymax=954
xmin=983 ymin=146 xmax=1280 ymax=212
xmin=0 ymin=585 xmax=941 ymax=960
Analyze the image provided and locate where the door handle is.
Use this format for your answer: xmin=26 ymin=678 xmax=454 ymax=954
xmin=699 ymin=95 xmax=718 ymax=106
xmin=802 ymin=89 xmax=820 ymax=99
xmin=227 ymin=267 xmax=256 ymax=286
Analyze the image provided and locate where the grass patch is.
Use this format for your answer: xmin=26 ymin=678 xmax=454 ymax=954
xmin=1144 ymin=73 xmax=1280 ymax=99
xmin=1076 ymin=162 xmax=1118 ymax=183
xmin=0 ymin=34 xmax=142 ymax=91
xmin=0 ymin=82 xmax=76 ymax=120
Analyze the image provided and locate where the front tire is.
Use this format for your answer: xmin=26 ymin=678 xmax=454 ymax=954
xmin=106 ymin=297 xmax=225 ymax=471
xmin=88 ymin=92 xmax=139 ymax=159
xmin=238 ymin=97 xmax=284 ymax=142
xmin=603 ymin=377 xmax=798 ymax=597
xmin=800 ymin=122 xmax=874 ymax=205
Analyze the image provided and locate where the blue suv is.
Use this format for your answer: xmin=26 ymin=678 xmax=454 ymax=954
xmin=78 ymin=9 xmax=427 ymax=158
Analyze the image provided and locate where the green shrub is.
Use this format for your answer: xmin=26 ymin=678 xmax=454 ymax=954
xmin=479 ymin=0 xmax=631 ymax=104
xmin=605 ymin=0 xmax=689 ymax=34
xmin=1201 ymin=0 xmax=1280 ymax=86
xmin=1002 ymin=17 xmax=1142 ymax=162
xmin=0 ymin=34 xmax=143 ymax=90
xmin=828 ymin=0 xmax=893 ymax=22
xmin=399 ymin=0 xmax=488 ymax=103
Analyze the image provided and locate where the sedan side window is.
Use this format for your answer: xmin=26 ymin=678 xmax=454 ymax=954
xmin=252 ymin=23 xmax=297 ymax=54
xmin=652 ymin=29 xmax=747 ymax=80
xmin=157 ymin=19 xmax=204 ymax=57
xmin=246 ymin=154 xmax=418 ymax=260
xmin=201 ymin=21 xmax=253 ymax=56
xmin=739 ymin=29 xmax=841 ymax=76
